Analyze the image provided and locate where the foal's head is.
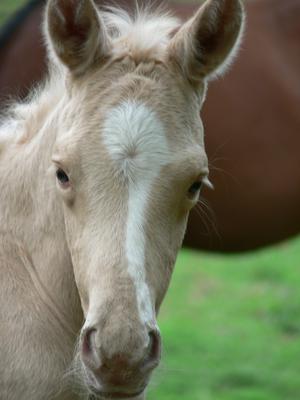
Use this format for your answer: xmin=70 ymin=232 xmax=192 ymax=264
xmin=45 ymin=0 xmax=244 ymax=397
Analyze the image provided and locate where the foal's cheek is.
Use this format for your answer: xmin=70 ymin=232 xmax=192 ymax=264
xmin=155 ymin=261 xmax=176 ymax=313
xmin=62 ymin=226 xmax=90 ymax=313
xmin=155 ymin=218 xmax=188 ymax=310
xmin=74 ymin=277 xmax=90 ymax=316
xmin=69 ymin=260 xmax=90 ymax=315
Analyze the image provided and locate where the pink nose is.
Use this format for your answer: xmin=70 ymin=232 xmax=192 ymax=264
xmin=81 ymin=327 xmax=161 ymax=388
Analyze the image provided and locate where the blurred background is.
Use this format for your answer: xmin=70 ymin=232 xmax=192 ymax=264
xmin=1 ymin=1 xmax=300 ymax=399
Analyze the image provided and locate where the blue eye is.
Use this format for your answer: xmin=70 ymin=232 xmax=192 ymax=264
xmin=188 ymin=181 xmax=203 ymax=196
xmin=56 ymin=168 xmax=69 ymax=185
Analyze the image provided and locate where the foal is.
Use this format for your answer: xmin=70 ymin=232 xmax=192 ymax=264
xmin=0 ymin=0 xmax=244 ymax=399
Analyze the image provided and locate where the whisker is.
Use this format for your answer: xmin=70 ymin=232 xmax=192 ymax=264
xmin=194 ymin=203 xmax=212 ymax=237
xmin=208 ymin=163 xmax=241 ymax=188
xmin=194 ymin=196 xmax=222 ymax=247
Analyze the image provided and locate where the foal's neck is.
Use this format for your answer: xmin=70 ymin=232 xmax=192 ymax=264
xmin=0 ymin=74 xmax=83 ymax=337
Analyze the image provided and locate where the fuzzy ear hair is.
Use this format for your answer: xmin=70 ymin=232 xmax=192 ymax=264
xmin=45 ymin=0 xmax=111 ymax=75
xmin=168 ymin=0 xmax=245 ymax=83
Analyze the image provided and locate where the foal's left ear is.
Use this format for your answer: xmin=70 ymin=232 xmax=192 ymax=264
xmin=45 ymin=0 xmax=111 ymax=75
xmin=168 ymin=0 xmax=245 ymax=83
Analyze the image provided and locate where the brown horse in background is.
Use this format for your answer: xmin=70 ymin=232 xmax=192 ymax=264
xmin=1 ymin=0 xmax=300 ymax=252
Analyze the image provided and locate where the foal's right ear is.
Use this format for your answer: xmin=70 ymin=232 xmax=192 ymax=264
xmin=45 ymin=0 xmax=111 ymax=75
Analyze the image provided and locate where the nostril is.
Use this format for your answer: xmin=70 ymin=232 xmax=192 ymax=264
xmin=82 ymin=328 xmax=96 ymax=356
xmin=143 ymin=329 xmax=161 ymax=370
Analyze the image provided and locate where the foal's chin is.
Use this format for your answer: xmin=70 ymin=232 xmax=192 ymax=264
xmin=72 ymin=353 xmax=148 ymax=400
xmin=91 ymin=387 xmax=146 ymax=400
xmin=85 ymin=375 xmax=147 ymax=400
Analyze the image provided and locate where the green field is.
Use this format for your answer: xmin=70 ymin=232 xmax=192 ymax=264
xmin=149 ymin=238 xmax=300 ymax=400
xmin=1 ymin=2 xmax=300 ymax=400
xmin=0 ymin=0 xmax=25 ymax=25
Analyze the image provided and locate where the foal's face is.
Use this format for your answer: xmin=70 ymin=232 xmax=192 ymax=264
xmin=47 ymin=0 xmax=244 ymax=397
xmin=53 ymin=64 xmax=208 ymax=392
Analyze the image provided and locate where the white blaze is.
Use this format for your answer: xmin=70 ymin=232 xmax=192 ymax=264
xmin=103 ymin=101 xmax=169 ymax=324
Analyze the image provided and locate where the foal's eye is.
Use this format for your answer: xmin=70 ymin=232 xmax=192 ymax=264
xmin=56 ymin=168 xmax=70 ymax=187
xmin=188 ymin=181 xmax=203 ymax=197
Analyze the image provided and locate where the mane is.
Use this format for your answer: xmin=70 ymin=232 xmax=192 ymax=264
xmin=101 ymin=5 xmax=181 ymax=60
xmin=0 ymin=66 xmax=63 ymax=147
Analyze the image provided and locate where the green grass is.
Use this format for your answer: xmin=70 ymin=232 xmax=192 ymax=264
xmin=148 ymin=237 xmax=300 ymax=400
xmin=0 ymin=0 xmax=26 ymax=26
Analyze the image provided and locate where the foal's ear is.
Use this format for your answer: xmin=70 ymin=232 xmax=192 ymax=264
xmin=45 ymin=0 xmax=111 ymax=75
xmin=168 ymin=0 xmax=244 ymax=83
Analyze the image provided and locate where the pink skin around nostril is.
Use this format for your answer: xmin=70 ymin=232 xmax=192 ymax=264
xmin=82 ymin=326 xmax=161 ymax=376
xmin=81 ymin=328 xmax=104 ymax=373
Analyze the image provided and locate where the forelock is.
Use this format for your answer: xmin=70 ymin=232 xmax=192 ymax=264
xmin=101 ymin=5 xmax=181 ymax=61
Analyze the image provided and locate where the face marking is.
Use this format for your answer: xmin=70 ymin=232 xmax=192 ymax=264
xmin=103 ymin=101 xmax=169 ymax=324
xmin=102 ymin=101 xmax=170 ymax=180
